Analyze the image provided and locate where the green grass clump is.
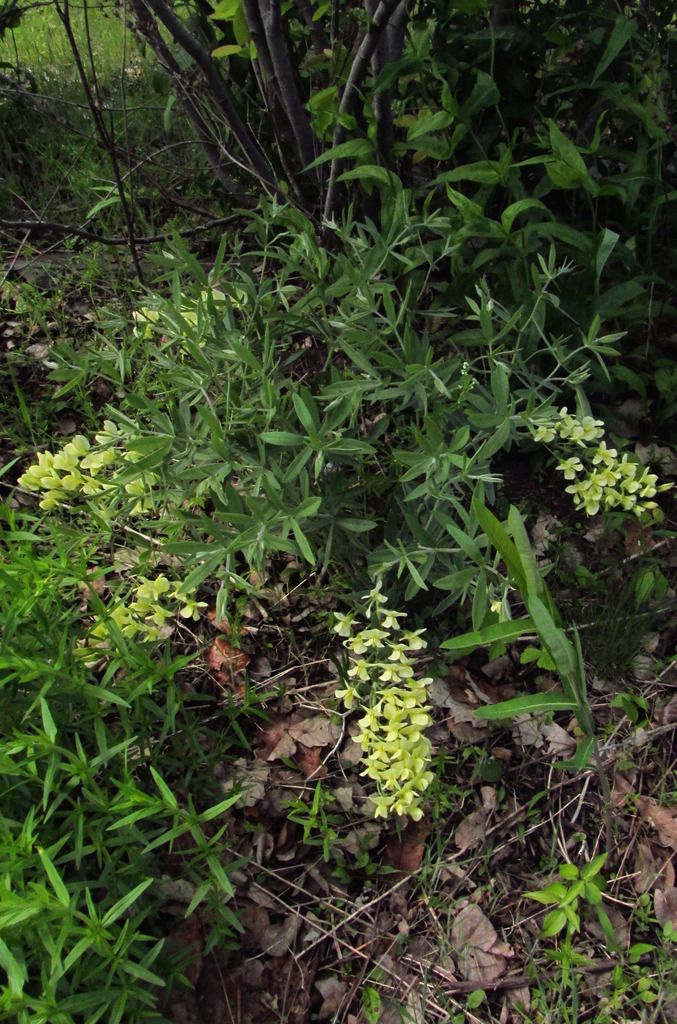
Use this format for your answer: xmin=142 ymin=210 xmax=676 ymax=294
xmin=0 ymin=508 xmax=246 ymax=1023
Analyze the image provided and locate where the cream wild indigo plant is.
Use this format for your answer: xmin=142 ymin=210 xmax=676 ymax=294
xmin=334 ymin=583 xmax=433 ymax=821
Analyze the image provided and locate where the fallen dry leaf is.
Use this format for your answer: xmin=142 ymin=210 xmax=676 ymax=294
xmin=632 ymin=840 xmax=675 ymax=894
xmin=288 ymin=715 xmax=334 ymax=747
xmin=225 ymin=757 xmax=270 ymax=807
xmin=240 ymin=902 xmax=271 ymax=952
xmin=206 ymin=608 xmax=230 ymax=632
xmin=384 ymin=818 xmax=430 ymax=872
xmin=658 ymin=693 xmax=677 ymax=726
xmin=295 ymin=743 xmax=325 ymax=779
xmin=264 ymin=913 xmax=300 ymax=957
xmin=455 ymin=809 xmax=489 ymax=853
xmin=258 ymin=716 xmax=298 ymax=761
xmin=611 ymin=768 xmax=637 ymax=808
xmin=450 ymin=904 xmax=512 ymax=984
xmin=512 ymin=714 xmax=543 ymax=748
xmin=205 ymin=637 xmax=250 ymax=676
xmin=654 ymin=887 xmax=677 ymax=931
xmin=315 ymin=976 xmax=348 ymax=1020
xmin=638 ymin=797 xmax=677 ymax=852
xmin=543 ymin=722 xmax=577 ymax=758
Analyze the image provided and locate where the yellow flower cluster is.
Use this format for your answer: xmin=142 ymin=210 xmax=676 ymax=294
xmin=18 ymin=435 xmax=116 ymax=510
xmin=18 ymin=422 xmax=157 ymax=515
xmin=132 ymin=288 xmax=230 ymax=341
xmin=90 ymin=574 xmax=206 ymax=646
xmin=530 ymin=407 xmax=671 ymax=517
xmin=334 ymin=584 xmax=433 ymax=822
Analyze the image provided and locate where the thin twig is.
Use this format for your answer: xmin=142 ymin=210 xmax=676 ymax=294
xmin=0 ymin=214 xmax=243 ymax=246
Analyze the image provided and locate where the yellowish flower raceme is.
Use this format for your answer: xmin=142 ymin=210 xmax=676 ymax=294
xmin=333 ymin=597 xmax=433 ymax=822
xmin=530 ymin=407 xmax=672 ymax=518
xmin=18 ymin=422 xmax=160 ymax=516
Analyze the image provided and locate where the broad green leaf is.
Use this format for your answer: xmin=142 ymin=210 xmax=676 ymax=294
xmin=526 ymin=882 xmax=567 ymax=904
xmin=476 ymin=418 xmax=511 ymax=460
xmin=527 ymin=594 xmax=576 ymax=686
xmin=407 ymin=109 xmax=455 ymax=141
xmin=595 ymin=227 xmax=619 ymax=284
xmin=581 ymin=853 xmax=608 ymax=881
xmin=445 ymin=186 xmax=484 ymax=221
xmin=474 ymin=692 xmax=577 ymax=720
xmin=547 ymin=120 xmax=590 ymax=189
xmin=442 ymin=617 xmax=535 ymax=651
xmin=472 ymin=498 xmax=527 ymax=594
xmin=584 ymin=882 xmax=603 ymax=906
xmin=434 ymin=160 xmax=500 ymax=184
xmin=212 ymin=44 xmax=246 ymax=58
xmin=461 ymin=70 xmax=500 ymax=119
xmin=338 ymin=165 xmax=397 ymax=187
xmin=507 ymin=506 xmax=541 ymax=599
xmin=500 ymin=199 xmax=548 ymax=233
xmin=592 ymin=16 xmax=635 ymax=84
xmin=209 ymin=0 xmax=240 ymax=18
xmin=260 ymin=431 xmax=305 ymax=446
xmin=291 ymin=519 xmax=315 ymax=563
xmin=305 ymin=138 xmax=375 ymax=170
xmin=542 ymin=908 xmax=568 ymax=938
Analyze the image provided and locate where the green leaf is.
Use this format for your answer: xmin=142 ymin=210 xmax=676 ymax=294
xmin=595 ymin=228 xmax=619 ymax=284
xmin=461 ymin=70 xmax=500 ymax=119
xmin=592 ymin=15 xmax=635 ymax=84
xmin=305 ymin=138 xmax=375 ymax=170
xmin=209 ymin=0 xmax=240 ymax=17
xmin=37 ymin=847 xmax=70 ymax=907
xmin=500 ymin=199 xmax=548 ymax=233
xmin=102 ymin=878 xmax=154 ymax=927
xmin=0 ymin=937 xmax=27 ymax=996
xmin=261 ymin=431 xmax=305 ymax=446
xmin=477 ymin=418 xmax=511 ymax=460
xmin=474 ymin=692 xmax=577 ymax=721
xmin=472 ymin=498 xmax=527 ymax=594
xmin=547 ymin=120 xmax=590 ymax=189
xmin=40 ymin=697 xmax=57 ymax=742
xmin=442 ymin=617 xmax=535 ymax=651
xmin=445 ymin=186 xmax=484 ymax=221
xmin=526 ymin=594 xmax=576 ymax=686
xmin=338 ymin=165 xmax=397 ymax=187
xmin=559 ymin=863 xmax=579 ymax=881
xmin=199 ymin=791 xmax=241 ymax=823
xmin=584 ymin=882 xmax=603 ymax=906
xmin=542 ymin=908 xmax=568 ymax=938
xmin=212 ymin=44 xmax=246 ymax=58
xmin=291 ymin=519 xmax=315 ymax=564
xmin=150 ymin=767 xmax=179 ymax=810
xmin=581 ymin=853 xmax=607 ymax=881
xmin=435 ymin=160 xmax=501 ymax=184
xmin=407 ymin=109 xmax=455 ymax=141
xmin=507 ymin=506 xmax=541 ymax=599
xmin=467 ymin=989 xmax=485 ymax=1009
xmin=362 ymin=987 xmax=382 ymax=1024
xmin=526 ymin=883 xmax=567 ymax=906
